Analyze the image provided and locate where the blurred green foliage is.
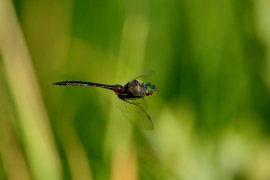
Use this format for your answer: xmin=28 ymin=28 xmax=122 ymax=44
xmin=1 ymin=0 xmax=270 ymax=179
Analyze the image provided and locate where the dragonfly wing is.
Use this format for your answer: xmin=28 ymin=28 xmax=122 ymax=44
xmin=115 ymin=98 xmax=154 ymax=130
xmin=131 ymin=71 xmax=154 ymax=81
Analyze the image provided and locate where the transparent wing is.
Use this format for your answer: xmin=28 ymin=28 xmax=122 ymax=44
xmin=131 ymin=70 xmax=154 ymax=81
xmin=115 ymin=98 xmax=154 ymax=130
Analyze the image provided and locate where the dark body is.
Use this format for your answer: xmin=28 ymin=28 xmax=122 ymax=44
xmin=53 ymin=78 xmax=156 ymax=130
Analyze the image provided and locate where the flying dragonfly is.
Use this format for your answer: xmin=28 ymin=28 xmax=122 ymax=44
xmin=53 ymin=74 xmax=156 ymax=130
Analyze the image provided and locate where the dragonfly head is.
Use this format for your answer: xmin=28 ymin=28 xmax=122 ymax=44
xmin=112 ymin=84 xmax=124 ymax=95
xmin=145 ymin=82 xmax=156 ymax=96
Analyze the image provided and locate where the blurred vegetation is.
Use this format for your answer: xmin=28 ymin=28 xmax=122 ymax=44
xmin=0 ymin=0 xmax=270 ymax=179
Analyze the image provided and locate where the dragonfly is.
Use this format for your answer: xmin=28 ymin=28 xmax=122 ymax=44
xmin=53 ymin=74 xmax=156 ymax=130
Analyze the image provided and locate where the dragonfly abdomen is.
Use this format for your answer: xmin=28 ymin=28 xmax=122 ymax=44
xmin=53 ymin=80 xmax=125 ymax=95
xmin=53 ymin=81 xmax=92 ymax=86
xmin=53 ymin=80 xmax=113 ymax=89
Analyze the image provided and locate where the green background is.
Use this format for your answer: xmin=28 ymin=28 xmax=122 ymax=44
xmin=0 ymin=0 xmax=270 ymax=179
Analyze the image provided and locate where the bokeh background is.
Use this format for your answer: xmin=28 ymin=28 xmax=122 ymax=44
xmin=1 ymin=0 xmax=270 ymax=179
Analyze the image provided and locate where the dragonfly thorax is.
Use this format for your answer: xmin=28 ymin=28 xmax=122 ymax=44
xmin=117 ymin=80 xmax=156 ymax=98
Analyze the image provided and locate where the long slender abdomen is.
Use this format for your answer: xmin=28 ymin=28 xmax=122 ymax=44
xmin=53 ymin=80 xmax=114 ymax=90
xmin=53 ymin=81 xmax=91 ymax=86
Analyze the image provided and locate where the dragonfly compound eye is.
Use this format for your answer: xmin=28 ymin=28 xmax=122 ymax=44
xmin=145 ymin=82 xmax=156 ymax=96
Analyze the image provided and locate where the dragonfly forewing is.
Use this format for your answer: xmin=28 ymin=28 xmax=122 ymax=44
xmin=115 ymin=98 xmax=154 ymax=130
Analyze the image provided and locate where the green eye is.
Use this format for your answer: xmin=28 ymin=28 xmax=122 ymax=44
xmin=146 ymin=83 xmax=153 ymax=90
